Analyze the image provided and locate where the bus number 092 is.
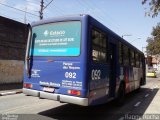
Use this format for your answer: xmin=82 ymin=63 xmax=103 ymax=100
xmin=91 ymin=69 xmax=101 ymax=80
xmin=65 ymin=72 xmax=76 ymax=79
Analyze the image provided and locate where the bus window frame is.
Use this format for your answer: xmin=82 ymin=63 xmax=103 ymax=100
xmin=91 ymin=27 xmax=108 ymax=64
xmin=123 ymin=45 xmax=130 ymax=66
xmin=29 ymin=20 xmax=82 ymax=57
xmin=135 ymin=52 xmax=140 ymax=68
xmin=128 ymin=48 xmax=131 ymax=66
xmin=119 ymin=42 xmax=124 ymax=65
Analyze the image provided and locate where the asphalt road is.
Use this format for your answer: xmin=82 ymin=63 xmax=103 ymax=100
xmin=0 ymin=77 xmax=160 ymax=120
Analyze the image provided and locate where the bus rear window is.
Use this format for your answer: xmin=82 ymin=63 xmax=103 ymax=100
xmin=30 ymin=21 xmax=81 ymax=56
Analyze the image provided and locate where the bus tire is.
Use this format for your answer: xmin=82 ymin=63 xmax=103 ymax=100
xmin=136 ymin=78 xmax=142 ymax=93
xmin=136 ymin=86 xmax=141 ymax=93
xmin=116 ymin=83 xmax=125 ymax=106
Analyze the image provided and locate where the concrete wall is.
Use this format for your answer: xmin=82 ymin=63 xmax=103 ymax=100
xmin=0 ymin=16 xmax=27 ymax=84
xmin=0 ymin=60 xmax=24 ymax=84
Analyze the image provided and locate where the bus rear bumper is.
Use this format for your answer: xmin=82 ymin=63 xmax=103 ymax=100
xmin=23 ymin=88 xmax=39 ymax=97
xmin=23 ymin=88 xmax=88 ymax=106
xmin=40 ymin=91 xmax=88 ymax=106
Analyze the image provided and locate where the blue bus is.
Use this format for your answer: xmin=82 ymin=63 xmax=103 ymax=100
xmin=23 ymin=14 xmax=146 ymax=106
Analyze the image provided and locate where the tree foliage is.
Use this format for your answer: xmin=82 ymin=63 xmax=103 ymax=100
xmin=142 ymin=0 xmax=160 ymax=17
xmin=146 ymin=23 xmax=160 ymax=55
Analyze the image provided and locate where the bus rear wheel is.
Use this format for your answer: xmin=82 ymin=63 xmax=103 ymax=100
xmin=116 ymin=83 xmax=125 ymax=106
xmin=136 ymin=78 xmax=142 ymax=93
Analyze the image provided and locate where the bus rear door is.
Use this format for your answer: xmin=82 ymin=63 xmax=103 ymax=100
xmin=89 ymin=28 xmax=110 ymax=105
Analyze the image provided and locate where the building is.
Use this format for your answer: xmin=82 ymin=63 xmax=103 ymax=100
xmin=146 ymin=55 xmax=160 ymax=71
xmin=0 ymin=16 xmax=28 ymax=84
xmin=151 ymin=55 xmax=160 ymax=71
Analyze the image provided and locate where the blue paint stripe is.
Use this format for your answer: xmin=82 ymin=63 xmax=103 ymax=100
xmin=30 ymin=48 xmax=80 ymax=56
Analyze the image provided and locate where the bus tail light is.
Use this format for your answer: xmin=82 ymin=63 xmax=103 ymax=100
xmin=68 ymin=90 xmax=81 ymax=96
xmin=23 ymin=83 xmax=33 ymax=88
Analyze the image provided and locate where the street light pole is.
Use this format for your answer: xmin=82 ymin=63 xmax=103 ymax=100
xmin=122 ymin=34 xmax=132 ymax=38
xmin=130 ymin=38 xmax=141 ymax=43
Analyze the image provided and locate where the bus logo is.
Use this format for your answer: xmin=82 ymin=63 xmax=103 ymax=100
xmin=44 ymin=30 xmax=49 ymax=37
xmin=31 ymin=69 xmax=41 ymax=78
xmin=43 ymin=30 xmax=65 ymax=37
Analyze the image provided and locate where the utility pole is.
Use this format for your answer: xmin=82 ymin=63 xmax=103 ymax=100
xmin=40 ymin=0 xmax=44 ymax=20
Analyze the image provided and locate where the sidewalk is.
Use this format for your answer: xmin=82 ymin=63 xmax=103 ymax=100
xmin=144 ymin=87 xmax=160 ymax=114
xmin=0 ymin=83 xmax=23 ymax=96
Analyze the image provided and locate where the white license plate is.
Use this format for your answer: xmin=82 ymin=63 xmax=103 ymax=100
xmin=43 ymin=87 xmax=54 ymax=92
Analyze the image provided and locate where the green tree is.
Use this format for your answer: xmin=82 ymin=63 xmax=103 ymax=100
xmin=146 ymin=23 xmax=160 ymax=55
xmin=142 ymin=0 xmax=160 ymax=17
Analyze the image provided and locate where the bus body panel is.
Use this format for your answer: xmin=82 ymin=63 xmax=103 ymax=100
xmin=88 ymin=64 xmax=110 ymax=105
xmin=119 ymin=66 xmax=142 ymax=93
xmin=87 ymin=18 xmax=119 ymax=105
xmin=86 ymin=15 xmax=145 ymax=105
xmin=24 ymin=59 xmax=87 ymax=97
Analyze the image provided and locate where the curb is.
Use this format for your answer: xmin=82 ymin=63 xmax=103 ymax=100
xmin=0 ymin=90 xmax=22 ymax=96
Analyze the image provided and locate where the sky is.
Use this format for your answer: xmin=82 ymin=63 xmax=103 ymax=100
xmin=0 ymin=0 xmax=159 ymax=51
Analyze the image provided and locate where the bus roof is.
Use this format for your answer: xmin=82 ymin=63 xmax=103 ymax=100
xmin=31 ymin=14 xmax=86 ymax=26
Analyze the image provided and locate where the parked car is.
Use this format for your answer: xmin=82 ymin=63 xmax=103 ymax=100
xmin=146 ymin=69 xmax=157 ymax=78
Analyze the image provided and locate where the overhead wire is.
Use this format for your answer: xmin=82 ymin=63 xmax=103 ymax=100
xmin=43 ymin=0 xmax=53 ymax=10
xmin=43 ymin=2 xmax=64 ymax=16
xmin=83 ymin=0 xmax=122 ymax=33
xmin=0 ymin=6 xmax=26 ymax=16
xmin=0 ymin=2 xmax=39 ymax=17
xmin=0 ymin=3 xmax=39 ymax=23
xmin=76 ymin=0 xmax=104 ymax=22
xmin=0 ymin=0 xmax=126 ymax=32
xmin=87 ymin=1 xmax=131 ymax=37
xmin=0 ymin=12 xmax=24 ymax=23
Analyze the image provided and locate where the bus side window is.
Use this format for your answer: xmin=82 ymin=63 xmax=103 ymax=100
xmin=119 ymin=42 xmax=123 ymax=65
xmin=128 ymin=48 xmax=131 ymax=66
xmin=92 ymin=28 xmax=107 ymax=63
xmin=123 ymin=45 xmax=129 ymax=66
xmin=140 ymin=56 xmax=143 ymax=68
xmin=135 ymin=53 xmax=140 ymax=68
xmin=131 ymin=50 xmax=135 ymax=67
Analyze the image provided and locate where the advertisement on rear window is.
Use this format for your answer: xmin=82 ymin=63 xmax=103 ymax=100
xmin=30 ymin=21 xmax=81 ymax=56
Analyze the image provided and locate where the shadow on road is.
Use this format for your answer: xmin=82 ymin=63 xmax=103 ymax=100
xmin=0 ymin=83 xmax=22 ymax=91
xmin=39 ymin=87 xmax=159 ymax=120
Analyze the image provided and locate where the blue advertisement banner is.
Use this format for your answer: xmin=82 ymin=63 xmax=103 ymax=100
xmin=30 ymin=21 xmax=81 ymax=56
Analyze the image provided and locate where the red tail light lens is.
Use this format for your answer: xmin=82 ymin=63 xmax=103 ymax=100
xmin=23 ymin=83 xmax=33 ymax=88
xmin=68 ymin=90 xmax=81 ymax=96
